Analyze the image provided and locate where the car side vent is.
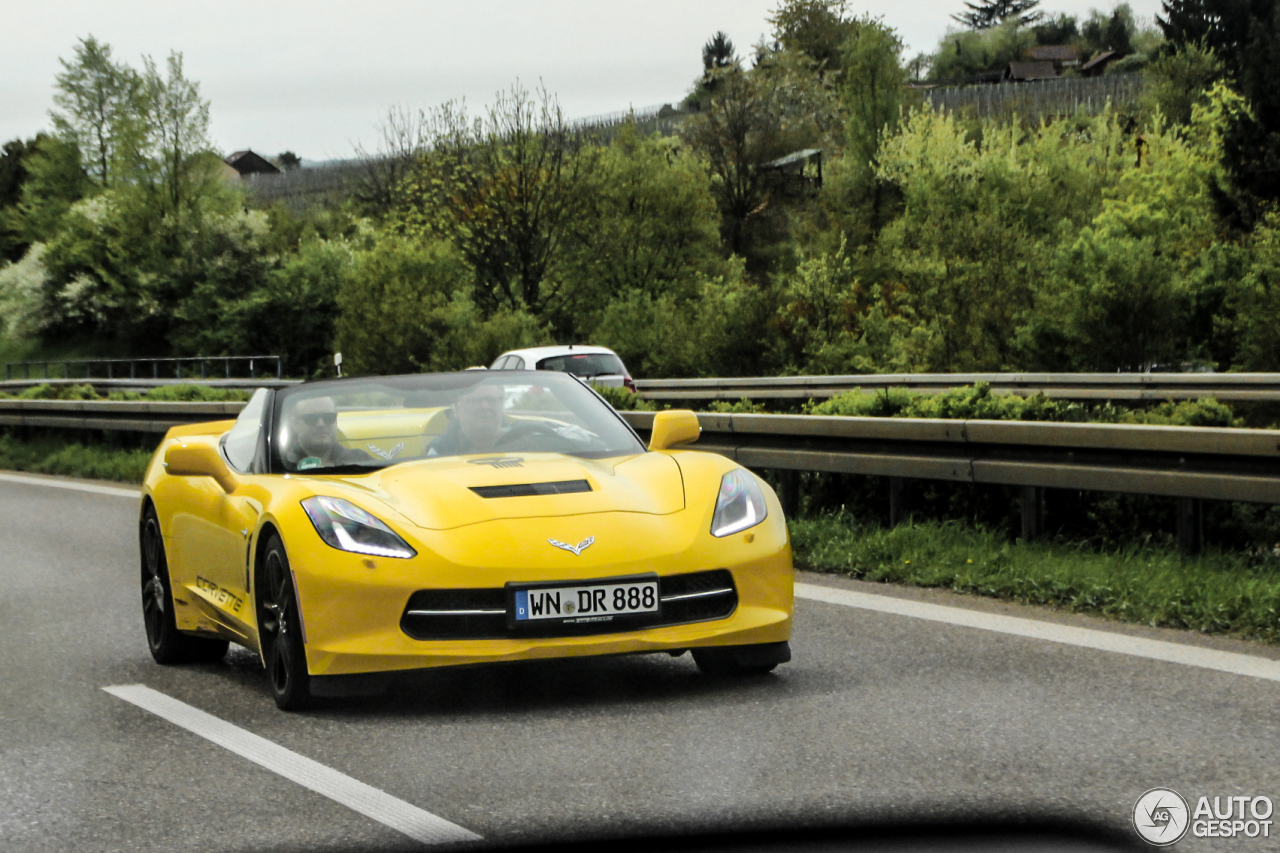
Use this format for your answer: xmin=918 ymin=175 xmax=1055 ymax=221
xmin=470 ymin=479 xmax=592 ymax=499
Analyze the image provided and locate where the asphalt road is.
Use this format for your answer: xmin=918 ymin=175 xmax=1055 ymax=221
xmin=2 ymin=472 xmax=1279 ymax=852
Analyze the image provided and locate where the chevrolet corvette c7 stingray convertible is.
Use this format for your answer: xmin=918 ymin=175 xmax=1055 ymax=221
xmin=139 ymin=370 xmax=793 ymax=709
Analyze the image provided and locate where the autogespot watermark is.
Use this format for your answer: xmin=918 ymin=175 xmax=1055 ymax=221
xmin=1133 ymin=788 xmax=1274 ymax=846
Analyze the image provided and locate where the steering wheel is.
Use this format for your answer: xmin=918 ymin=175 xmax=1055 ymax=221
xmin=491 ymin=420 xmax=559 ymax=450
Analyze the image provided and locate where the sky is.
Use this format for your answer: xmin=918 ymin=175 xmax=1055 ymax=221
xmin=2 ymin=0 xmax=1166 ymax=162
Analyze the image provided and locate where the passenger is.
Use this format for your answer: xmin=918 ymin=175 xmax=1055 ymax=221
xmin=288 ymin=396 xmax=370 ymax=470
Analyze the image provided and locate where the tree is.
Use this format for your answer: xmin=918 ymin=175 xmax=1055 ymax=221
xmin=277 ymin=151 xmax=301 ymax=170
xmin=1157 ymin=0 xmax=1265 ymax=57
xmin=1144 ymin=42 xmax=1226 ymax=126
xmin=136 ymin=52 xmax=215 ymax=219
xmin=703 ymin=32 xmax=738 ymax=71
xmin=5 ymin=134 xmax=91 ymax=251
xmin=1082 ymin=7 xmax=1135 ymax=54
xmin=929 ymin=18 xmax=1039 ymax=81
xmin=334 ymin=236 xmax=548 ymax=375
xmin=872 ymin=107 xmax=1144 ymax=371
xmin=50 ymin=36 xmax=141 ymax=189
xmin=839 ymin=16 xmax=909 ymax=236
xmin=952 ymin=0 xmax=1044 ymax=31
xmin=767 ymin=0 xmax=852 ymax=70
xmin=353 ymin=105 xmax=432 ymax=217
xmin=556 ymin=125 xmax=726 ymax=335
xmin=683 ymin=64 xmax=818 ymax=267
xmin=1033 ymin=13 xmax=1079 ymax=45
xmin=1158 ymin=0 xmax=1280 ymax=228
xmin=0 ymin=136 xmax=43 ymax=262
xmin=396 ymin=84 xmax=590 ymax=318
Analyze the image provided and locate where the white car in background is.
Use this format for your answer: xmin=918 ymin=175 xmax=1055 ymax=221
xmin=489 ymin=345 xmax=637 ymax=392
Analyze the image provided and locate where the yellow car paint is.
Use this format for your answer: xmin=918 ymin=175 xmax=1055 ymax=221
xmin=144 ymin=420 xmax=793 ymax=680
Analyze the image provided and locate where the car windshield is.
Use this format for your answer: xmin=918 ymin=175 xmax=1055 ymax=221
xmin=271 ymin=371 xmax=644 ymax=474
xmin=536 ymin=352 xmax=626 ymax=377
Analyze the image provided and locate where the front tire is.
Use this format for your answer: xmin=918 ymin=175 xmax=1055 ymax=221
xmin=140 ymin=506 xmax=228 ymax=664
xmin=257 ymin=533 xmax=312 ymax=711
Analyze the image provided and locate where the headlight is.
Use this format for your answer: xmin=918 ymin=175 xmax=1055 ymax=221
xmin=301 ymin=496 xmax=417 ymax=559
xmin=711 ymin=469 xmax=768 ymax=537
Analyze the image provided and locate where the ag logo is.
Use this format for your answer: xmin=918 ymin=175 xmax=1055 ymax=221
xmin=1133 ymin=788 xmax=1190 ymax=846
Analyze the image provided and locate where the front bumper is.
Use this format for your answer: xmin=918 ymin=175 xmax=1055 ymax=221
xmin=282 ymin=512 xmax=793 ymax=678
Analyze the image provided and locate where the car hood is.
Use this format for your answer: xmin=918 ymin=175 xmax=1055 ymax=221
xmin=311 ymin=452 xmax=684 ymax=530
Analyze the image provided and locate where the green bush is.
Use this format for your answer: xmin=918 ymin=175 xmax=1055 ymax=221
xmin=705 ymin=398 xmax=767 ymax=413
xmin=140 ymin=384 xmax=252 ymax=402
xmin=593 ymin=384 xmax=655 ymax=411
xmin=0 ymin=431 xmax=152 ymax=483
xmin=806 ymin=382 xmax=1241 ymax=427
xmin=13 ymin=382 xmax=98 ymax=400
xmin=335 ymin=236 xmax=550 ymax=375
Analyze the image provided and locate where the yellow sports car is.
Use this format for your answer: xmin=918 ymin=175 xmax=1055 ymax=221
xmin=140 ymin=370 xmax=793 ymax=709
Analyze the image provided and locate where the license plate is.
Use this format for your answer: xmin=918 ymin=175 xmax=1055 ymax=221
xmin=509 ymin=575 xmax=659 ymax=628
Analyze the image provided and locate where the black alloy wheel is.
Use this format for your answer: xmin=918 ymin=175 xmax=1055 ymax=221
xmin=258 ymin=533 xmax=312 ymax=711
xmin=140 ymin=506 xmax=229 ymax=664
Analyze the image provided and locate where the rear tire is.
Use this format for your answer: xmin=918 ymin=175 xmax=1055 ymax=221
xmin=257 ymin=533 xmax=312 ymax=711
xmin=692 ymin=642 xmax=790 ymax=676
xmin=140 ymin=506 xmax=229 ymax=665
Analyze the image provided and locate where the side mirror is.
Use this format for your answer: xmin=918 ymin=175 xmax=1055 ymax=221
xmin=648 ymin=410 xmax=701 ymax=451
xmin=165 ymin=441 xmax=237 ymax=493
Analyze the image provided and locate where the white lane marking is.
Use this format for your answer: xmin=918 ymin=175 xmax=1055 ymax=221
xmin=795 ymin=582 xmax=1280 ymax=684
xmin=102 ymin=685 xmax=481 ymax=845
xmin=0 ymin=471 xmax=140 ymax=498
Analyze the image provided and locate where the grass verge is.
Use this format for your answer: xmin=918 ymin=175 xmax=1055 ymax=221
xmin=0 ymin=432 xmax=153 ymax=483
xmin=791 ymin=513 xmax=1280 ymax=644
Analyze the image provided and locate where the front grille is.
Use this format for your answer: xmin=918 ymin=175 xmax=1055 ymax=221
xmin=469 ymin=479 xmax=591 ymax=499
xmin=400 ymin=569 xmax=738 ymax=640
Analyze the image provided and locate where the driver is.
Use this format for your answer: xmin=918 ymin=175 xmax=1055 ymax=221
xmin=428 ymin=383 xmax=511 ymax=456
xmin=288 ymin=396 xmax=370 ymax=470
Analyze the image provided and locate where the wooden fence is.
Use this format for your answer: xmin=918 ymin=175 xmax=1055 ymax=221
xmin=923 ymin=73 xmax=1146 ymax=122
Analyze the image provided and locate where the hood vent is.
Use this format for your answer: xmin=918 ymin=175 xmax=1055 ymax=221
xmin=469 ymin=479 xmax=592 ymax=499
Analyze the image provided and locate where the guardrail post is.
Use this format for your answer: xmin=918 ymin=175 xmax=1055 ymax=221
xmin=778 ymin=469 xmax=800 ymax=517
xmin=250 ymin=359 xmax=256 ymax=379
xmin=106 ymin=361 xmax=113 ymax=380
xmin=1020 ymin=486 xmax=1044 ymax=541
xmin=1177 ymin=498 xmax=1203 ymax=555
xmin=889 ymin=477 xmax=911 ymax=527
xmin=225 ymin=359 xmax=231 ymax=379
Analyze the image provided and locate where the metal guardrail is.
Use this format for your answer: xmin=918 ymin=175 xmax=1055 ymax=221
xmin=633 ymin=373 xmax=1280 ymax=402
xmin=0 ymin=398 xmax=1271 ymax=551
xmin=3 ymin=399 xmax=1276 ymax=509
xmin=4 ymin=355 xmax=284 ymax=381
xmin=617 ymin=412 xmax=1280 ymax=505
xmin=0 ymin=399 xmax=247 ymax=433
xmin=0 ymin=378 xmax=299 ymax=395
xmin=619 ymin=411 xmax=1280 ymax=551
